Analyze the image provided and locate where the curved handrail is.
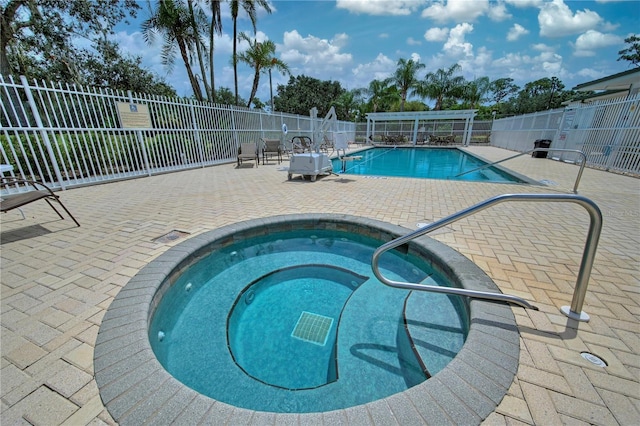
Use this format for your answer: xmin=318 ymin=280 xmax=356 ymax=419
xmin=456 ymin=149 xmax=587 ymax=194
xmin=371 ymin=193 xmax=602 ymax=321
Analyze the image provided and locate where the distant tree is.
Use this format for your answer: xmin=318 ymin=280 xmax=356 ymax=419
xmin=391 ymin=100 xmax=428 ymax=112
xmin=489 ymin=77 xmax=519 ymax=114
xmin=142 ymin=0 xmax=204 ymax=101
xmin=462 ymin=76 xmax=491 ymax=109
xmin=215 ymin=86 xmax=246 ymax=106
xmin=389 ymin=58 xmax=425 ymax=112
xmin=236 ymin=32 xmax=289 ymax=108
xmin=419 ymin=64 xmax=465 ymax=110
xmin=618 ymin=35 xmax=640 ymax=67
xmin=274 ymin=75 xmax=345 ymax=117
xmin=0 ymin=0 xmax=140 ymax=78
xmin=332 ymin=89 xmax=364 ymax=121
xmin=251 ymin=97 xmax=265 ymax=109
xmin=81 ymin=40 xmax=176 ymax=96
xmin=365 ymin=79 xmax=400 ymax=113
xmin=506 ymin=77 xmax=567 ymax=114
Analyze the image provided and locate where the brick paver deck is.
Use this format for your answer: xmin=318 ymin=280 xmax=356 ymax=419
xmin=1 ymin=146 xmax=638 ymax=425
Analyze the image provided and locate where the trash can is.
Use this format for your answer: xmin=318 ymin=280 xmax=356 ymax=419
xmin=532 ymin=139 xmax=551 ymax=158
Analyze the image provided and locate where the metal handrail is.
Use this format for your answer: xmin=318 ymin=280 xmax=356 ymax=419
xmin=456 ymin=149 xmax=587 ymax=194
xmin=371 ymin=193 xmax=602 ymax=321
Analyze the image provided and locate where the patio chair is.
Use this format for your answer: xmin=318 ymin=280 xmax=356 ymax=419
xmin=237 ymin=142 xmax=259 ymax=167
xmin=320 ymin=134 xmax=334 ymax=153
xmin=1 ymin=177 xmax=80 ymax=226
xmin=291 ymin=136 xmax=312 ymax=153
xmin=261 ymin=138 xmax=282 ymax=164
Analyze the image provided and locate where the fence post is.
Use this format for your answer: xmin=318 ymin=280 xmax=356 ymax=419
xmin=230 ymin=106 xmax=239 ymax=148
xmin=127 ymin=91 xmax=152 ymax=176
xmin=188 ymin=100 xmax=206 ymax=166
xmin=20 ymin=76 xmax=66 ymax=189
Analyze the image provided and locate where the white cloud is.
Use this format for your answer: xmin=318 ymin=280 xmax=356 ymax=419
xmin=456 ymin=46 xmax=493 ymax=79
xmin=410 ymin=52 xmax=422 ymax=63
xmin=504 ymin=0 xmax=543 ymax=8
xmin=443 ymin=23 xmax=474 ymax=58
xmin=491 ymin=49 xmax=567 ymax=84
xmin=576 ymin=67 xmax=606 ymax=80
xmin=573 ymin=30 xmax=623 ymax=57
xmin=507 ymin=23 xmax=529 ymax=41
xmin=538 ymin=0 xmax=603 ymax=38
xmin=407 ymin=37 xmax=422 ymax=46
xmin=424 ymin=27 xmax=449 ymax=42
xmin=351 ymin=53 xmax=395 ymax=82
xmin=279 ymin=30 xmax=353 ymax=76
xmin=488 ymin=2 xmax=512 ymax=21
xmin=421 ymin=0 xmax=489 ymax=23
xmin=336 ymin=0 xmax=426 ymax=16
xmin=531 ymin=43 xmax=555 ymax=52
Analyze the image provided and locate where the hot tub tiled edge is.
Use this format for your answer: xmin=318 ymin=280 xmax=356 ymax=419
xmin=94 ymin=214 xmax=519 ymax=425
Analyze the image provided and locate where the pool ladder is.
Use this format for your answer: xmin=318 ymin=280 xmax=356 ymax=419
xmin=371 ymin=193 xmax=602 ymax=322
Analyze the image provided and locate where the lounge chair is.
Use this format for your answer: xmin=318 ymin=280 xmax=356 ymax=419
xmin=237 ymin=142 xmax=259 ymax=167
xmin=261 ymin=138 xmax=282 ymax=164
xmin=1 ymin=177 xmax=80 ymax=226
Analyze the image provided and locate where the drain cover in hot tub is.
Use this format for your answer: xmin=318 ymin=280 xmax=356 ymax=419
xmin=291 ymin=311 xmax=333 ymax=346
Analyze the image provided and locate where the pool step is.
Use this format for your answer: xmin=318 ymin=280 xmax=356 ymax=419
xmin=403 ymin=289 xmax=468 ymax=377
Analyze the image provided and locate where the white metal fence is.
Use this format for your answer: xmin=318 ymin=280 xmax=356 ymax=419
xmin=3 ymin=74 xmax=638 ymax=195
xmin=354 ymin=119 xmax=492 ymax=144
xmin=1 ymin=75 xmax=356 ymax=191
xmin=491 ymin=94 xmax=640 ymax=175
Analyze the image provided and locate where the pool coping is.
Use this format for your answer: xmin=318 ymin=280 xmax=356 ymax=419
xmin=94 ymin=214 xmax=520 ymax=425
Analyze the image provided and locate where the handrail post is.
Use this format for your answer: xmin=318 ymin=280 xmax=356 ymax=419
xmin=560 ymin=195 xmax=602 ymax=321
xmin=371 ymin=193 xmax=602 ymax=321
xmin=456 ymin=148 xmax=587 ymax=194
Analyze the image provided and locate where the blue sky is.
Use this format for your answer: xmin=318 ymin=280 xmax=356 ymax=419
xmin=114 ymin=0 xmax=639 ymax=107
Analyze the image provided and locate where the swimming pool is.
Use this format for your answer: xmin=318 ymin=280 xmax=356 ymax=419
xmin=95 ymin=214 xmax=521 ymax=424
xmin=332 ymin=147 xmax=530 ymax=183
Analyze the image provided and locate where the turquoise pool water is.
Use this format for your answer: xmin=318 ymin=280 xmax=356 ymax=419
xmin=149 ymin=229 xmax=468 ymax=413
xmin=332 ymin=147 xmax=527 ymax=182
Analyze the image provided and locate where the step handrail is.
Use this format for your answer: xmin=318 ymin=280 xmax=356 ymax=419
xmin=371 ymin=193 xmax=602 ymax=321
xmin=456 ymin=149 xmax=587 ymax=194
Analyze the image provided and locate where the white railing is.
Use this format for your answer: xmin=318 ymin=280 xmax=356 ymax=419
xmin=491 ymin=94 xmax=640 ymax=175
xmin=0 ymin=75 xmax=356 ymax=191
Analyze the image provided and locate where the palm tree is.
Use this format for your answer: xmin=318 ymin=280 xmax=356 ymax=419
xmin=186 ymin=0 xmax=211 ymax=100
xmin=206 ymin=0 xmax=222 ymax=102
xmin=463 ymin=76 xmax=490 ymax=109
xmin=333 ymin=89 xmax=363 ymax=121
xmin=142 ymin=0 xmax=204 ymax=101
xmin=367 ymin=79 xmax=400 ymax=112
xmin=389 ymin=58 xmax=425 ymax=112
xmin=236 ymin=32 xmax=289 ymax=108
xmin=230 ymin=0 xmax=272 ymax=105
xmin=419 ymin=64 xmax=465 ymax=110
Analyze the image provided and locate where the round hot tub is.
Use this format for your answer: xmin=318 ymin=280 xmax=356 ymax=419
xmin=95 ymin=214 xmax=520 ymax=424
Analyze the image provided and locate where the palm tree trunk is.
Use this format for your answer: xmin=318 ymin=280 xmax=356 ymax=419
xmin=209 ymin=25 xmax=215 ymax=103
xmin=233 ymin=19 xmax=239 ymax=105
xmin=247 ymin=69 xmax=260 ymax=108
xmin=187 ymin=0 xmax=211 ymax=101
xmin=178 ymin=40 xmax=203 ymax=101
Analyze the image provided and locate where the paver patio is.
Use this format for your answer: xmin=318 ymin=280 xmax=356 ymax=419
xmin=1 ymin=146 xmax=638 ymax=425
